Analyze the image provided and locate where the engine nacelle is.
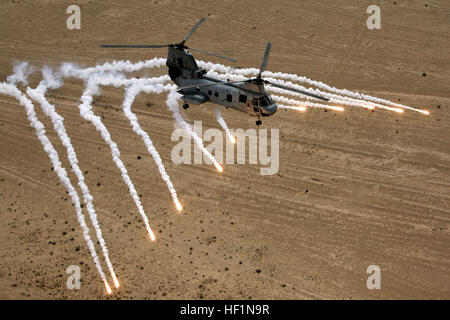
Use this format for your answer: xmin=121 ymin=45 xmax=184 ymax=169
xmin=181 ymin=94 xmax=209 ymax=105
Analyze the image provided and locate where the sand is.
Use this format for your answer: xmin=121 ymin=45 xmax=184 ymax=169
xmin=0 ymin=0 xmax=449 ymax=299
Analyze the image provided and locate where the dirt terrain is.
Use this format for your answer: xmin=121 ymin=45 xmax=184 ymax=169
xmin=0 ymin=0 xmax=449 ymax=299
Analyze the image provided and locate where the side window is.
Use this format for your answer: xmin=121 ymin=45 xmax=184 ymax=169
xmin=208 ymin=90 xmax=212 ymax=95
xmin=214 ymin=92 xmax=219 ymax=97
xmin=239 ymin=94 xmax=247 ymax=103
xmin=226 ymin=94 xmax=232 ymax=102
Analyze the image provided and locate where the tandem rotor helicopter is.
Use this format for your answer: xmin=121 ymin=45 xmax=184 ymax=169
xmin=101 ymin=18 xmax=329 ymax=125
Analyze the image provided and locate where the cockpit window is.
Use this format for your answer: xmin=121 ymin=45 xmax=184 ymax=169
xmin=258 ymin=95 xmax=272 ymax=107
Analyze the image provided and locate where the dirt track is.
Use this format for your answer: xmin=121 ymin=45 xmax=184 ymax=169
xmin=0 ymin=0 xmax=449 ymax=299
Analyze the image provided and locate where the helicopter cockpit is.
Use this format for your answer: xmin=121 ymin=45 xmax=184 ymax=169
xmin=253 ymin=94 xmax=277 ymax=116
xmin=253 ymin=95 xmax=273 ymax=107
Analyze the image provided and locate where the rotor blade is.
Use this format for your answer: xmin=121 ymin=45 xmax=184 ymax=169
xmin=188 ymin=47 xmax=237 ymax=62
xmin=259 ymin=42 xmax=272 ymax=75
xmin=178 ymin=79 xmax=246 ymax=91
xmin=183 ymin=18 xmax=206 ymax=43
xmin=100 ymin=44 xmax=169 ymax=48
xmin=265 ymin=81 xmax=330 ymax=101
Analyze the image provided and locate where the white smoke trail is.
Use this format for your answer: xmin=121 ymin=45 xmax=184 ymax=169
xmin=27 ymin=80 xmax=120 ymax=288
xmin=264 ymin=77 xmax=406 ymax=112
xmin=262 ymin=71 xmax=429 ymax=114
xmin=122 ymin=82 xmax=183 ymax=212
xmin=7 ymin=62 xmax=35 ymax=86
xmin=272 ymin=95 xmax=344 ymax=112
xmin=277 ymin=104 xmax=306 ymax=111
xmin=268 ymin=87 xmax=374 ymax=111
xmin=197 ymin=60 xmax=259 ymax=76
xmin=166 ymin=91 xmax=223 ymax=172
xmin=79 ymin=74 xmax=157 ymax=241
xmin=214 ymin=107 xmax=236 ymax=143
xmin=0 ymin=82 xmax=112 ymax=294
xmin=196 ymin=60 xmax=429 ymax=114
xmin=89 ymin=74 xmax=169 ymax=90
xmin=42 ymin=62 xmax=183 ymax=211
xmin=58 ymin=58 xmax=167 ymax=82
xmin=201 ymin=69 xmax=391 ymax=112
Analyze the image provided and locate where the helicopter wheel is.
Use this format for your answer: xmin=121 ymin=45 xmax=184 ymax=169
xmin=256 ymin=120 xmax=262 ymax=126
xmin=182 ymin=103 xmax=189 ymax=110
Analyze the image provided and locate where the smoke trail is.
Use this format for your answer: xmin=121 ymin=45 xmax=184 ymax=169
xmin=200 ymin=69 xmax=382 ymax=111
xmin=269 ymin=87 xmax=375 ymax=110
xmin=277 ymin=104 xmax=306 ymax=112
xmin=58 ymin=57 xmax=167 ymax=82
xmin=262 ymin=71 xmax=428 ymax=114
xmin=272 ymin=95 xmax=344 ymax=111
xmin=214 ymin=107 xmax=236 ymax=143
xmin=166 ymin=91 xmax=223 ymax=172
xmin=197 ymin=60 xmax=429 ymax=114
xmin=0 ymin=82 xmax=112 ymax=293
xmin=27 ymin=81 xmax=120 ymax=288
xmin=89 ymin=74 xmax=170 ymax=90
xmin=197 ymin=59 xmax=258 ymax=76
xmin=122 ymin=82 xmax=183 ymax=212
xmin=264 ymin=77 xmax=406 ymax=112
xmin=7 ymin=62 xmax=35 ymax=86
xmin=79 ymin=75 xmax=157 ymax=241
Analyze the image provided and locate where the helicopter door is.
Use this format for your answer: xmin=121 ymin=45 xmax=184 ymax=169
xmin=245 ymin=100 xmax=259 ymax=115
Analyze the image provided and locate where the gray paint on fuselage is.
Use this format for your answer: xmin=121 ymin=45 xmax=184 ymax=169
xmin=178 ymin=78 xmax=261 ymax=115
xmin=166 ymin=46 xmax=272 ymax=116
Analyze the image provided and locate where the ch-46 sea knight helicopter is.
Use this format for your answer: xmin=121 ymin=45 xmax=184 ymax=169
xmin=101 ymin=18 xmax=329 ymax=125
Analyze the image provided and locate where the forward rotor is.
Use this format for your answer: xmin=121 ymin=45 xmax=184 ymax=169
xmin=100 ymin=18 xmax=236 ymax=62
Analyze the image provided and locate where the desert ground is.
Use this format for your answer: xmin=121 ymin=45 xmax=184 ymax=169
xmin=0 ymin=0 xmax=449 ymax=299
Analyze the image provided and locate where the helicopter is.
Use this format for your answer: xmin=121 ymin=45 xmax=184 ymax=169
xmin=101 ymin=18 xmax=329 ymax=125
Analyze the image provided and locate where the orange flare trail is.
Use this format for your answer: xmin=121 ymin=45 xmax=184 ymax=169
xmin=104 ymin=280 xmax=112 ymax=294
xmin=147 ymin=227 xmax=156 ymax=242
xmin=175 ymin=199 xmax=183 ymax=212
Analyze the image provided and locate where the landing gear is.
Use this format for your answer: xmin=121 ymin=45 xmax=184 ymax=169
xmin=256 ymin=107 xmax=262 ymax=126
xmin=182 ymin=103 xmax=189 ymax=110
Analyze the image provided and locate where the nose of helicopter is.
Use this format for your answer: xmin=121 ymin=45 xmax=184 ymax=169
xmin=262 ymin=104 xmax=277 ymax=116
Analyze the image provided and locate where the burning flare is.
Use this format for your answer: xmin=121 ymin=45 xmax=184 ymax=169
xmin=330 ymin=106 xmax=345 ymax=112
xmin=104 ymin=280 xmax=112 ymax=294
xmin=175 ymin=199 xmax=183 ymax=212
xmin=112 ymin=275 xmax=120 ymax=288
xmin=147 ymin=227 xmax=156 ymax=241
xmin=390 ymin=107 xmax=404 ymax=113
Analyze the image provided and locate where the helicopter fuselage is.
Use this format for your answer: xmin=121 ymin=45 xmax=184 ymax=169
xmin=166 ymin=46 xmax=277 ymax=117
